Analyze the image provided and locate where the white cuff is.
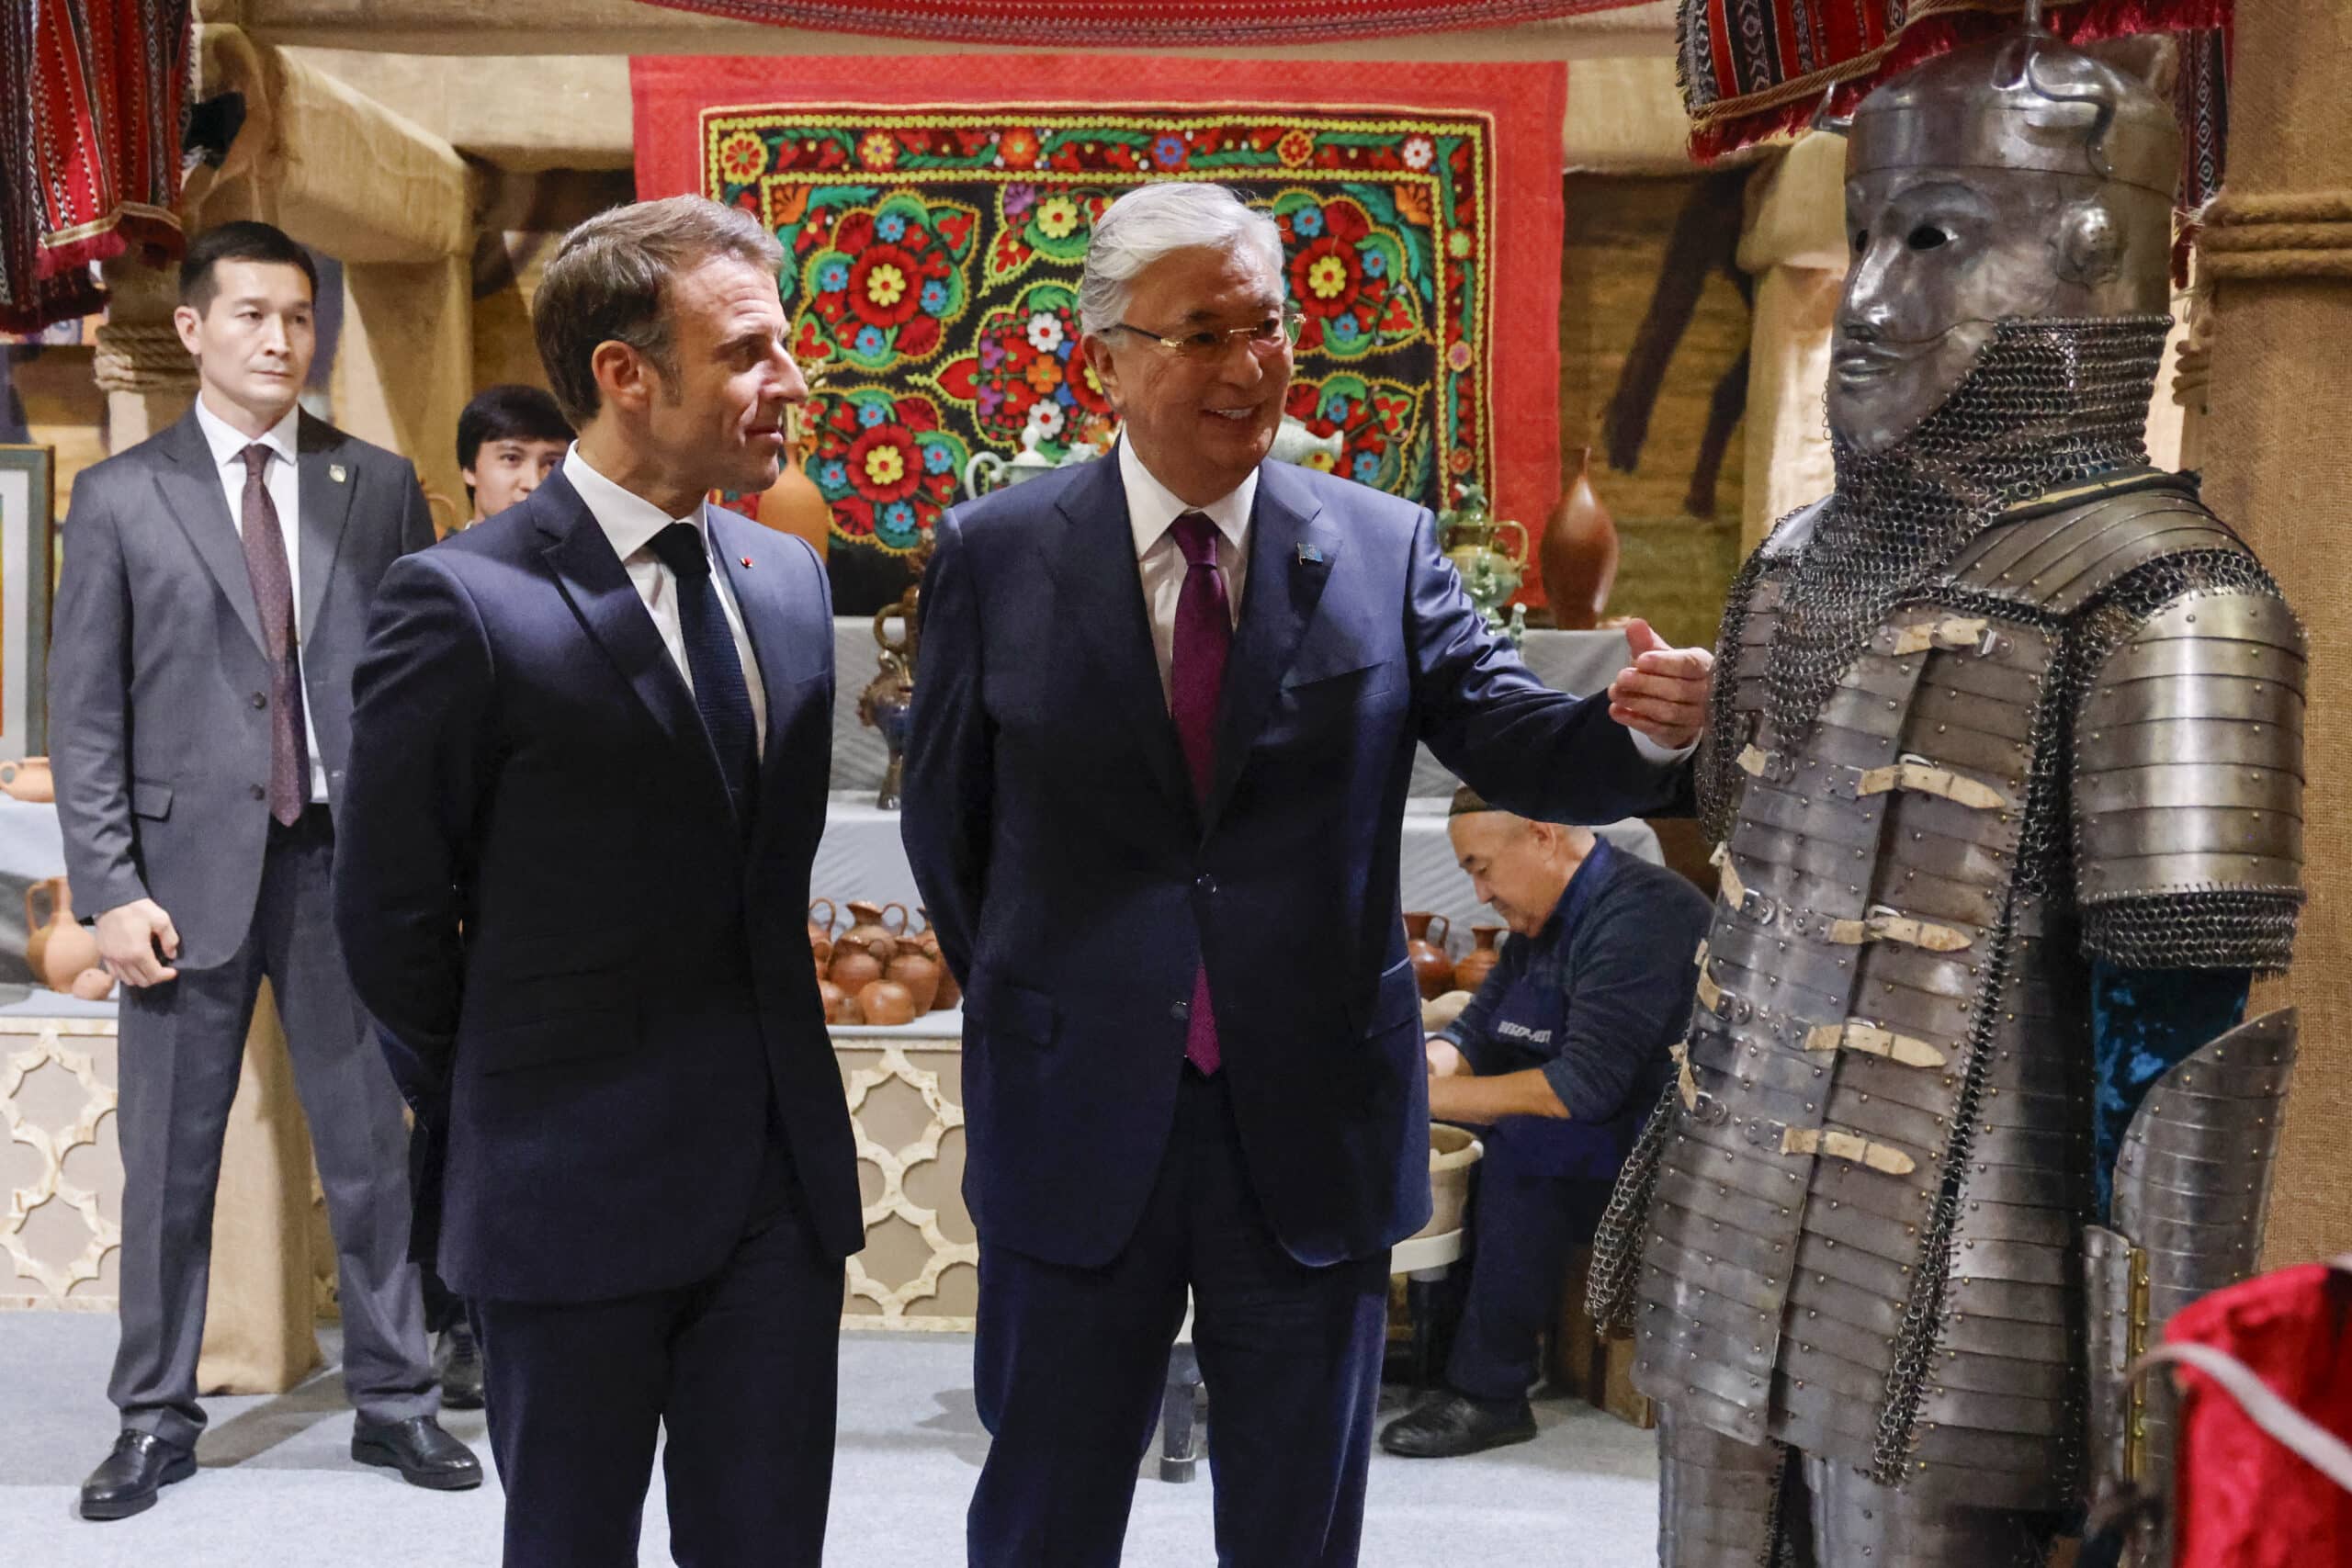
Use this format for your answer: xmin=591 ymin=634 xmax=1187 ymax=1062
xmin=1631 ymin=730 xmax=1698 ymax=766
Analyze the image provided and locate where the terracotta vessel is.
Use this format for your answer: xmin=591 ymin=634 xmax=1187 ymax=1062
xmin=884 ymin=947 xmax=941 ymax=1014
xmin=1403 ymin=911 xmax=1454 ymax=1000
xmin=27 ymin=876 xmax=99 ymax=992
xmin=808 ymin=897 xmax=837 ymax=972
xmin=754 ymin=412 xmax=831 ymax=560
xmin=828 ymin=946 xmax=884 ymax=995
xmin=916 ymin=908 xmax=959 ymax=1011
xmin=1539 ymin=446 xmax=1620 ymax=631
xmin=1455 ymin=926 xmax=1507 ymax=994
xmin=1408 ymin=1122 xmax=1485 ymax=1241
xmin=70 ymin=968 xmax=117 ymax=1001
xmin=0 ymin=756 xmax=53 ymax=803
xmin=818 ymin=978 xmax=846 ymax=1024
xmin=835 ymin=990 xmax=866 ymax=1026
xmin=856 ymin=978 xmax=918 ymax=1028
xmin=839 ymin=900 xmax=900 ymax=965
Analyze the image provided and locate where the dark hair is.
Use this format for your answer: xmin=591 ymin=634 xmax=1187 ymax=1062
xmin=532 ymin=196 xmax=786 ymax=426
xmin=178 ymin=221 xmax=319 ymax=312
xmin=458 ymin=384 xmax=575 ymax=478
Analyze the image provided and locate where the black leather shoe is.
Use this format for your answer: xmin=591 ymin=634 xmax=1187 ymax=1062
xmin=435 ymin=1323 xmax=485 ymax=1411
xmin=79 ymin=1431 xmax=195 ymax=1520
xmin=1378 ymin=1390 xmax=1539 ymax=1458
xmin=351 ymin=1415 xmax=484 ymax=1490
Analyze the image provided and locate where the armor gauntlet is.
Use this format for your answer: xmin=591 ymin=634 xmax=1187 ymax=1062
xmin=2071 ymin=588 xmax=2306 ymax=972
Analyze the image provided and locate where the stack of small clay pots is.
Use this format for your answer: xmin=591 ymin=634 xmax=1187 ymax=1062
xmin=808 ymin=898 xmax=958 ymax=1026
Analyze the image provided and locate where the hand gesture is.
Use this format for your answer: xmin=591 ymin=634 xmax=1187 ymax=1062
xmin=1607 ymin=617 xmax=1713 ymax=751
xmin=96 ymin=897 xmax=180 ymax=987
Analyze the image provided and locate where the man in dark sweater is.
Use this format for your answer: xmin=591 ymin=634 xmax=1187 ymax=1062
xmin=1381 ymin=787 xmax=1711 ymax=1458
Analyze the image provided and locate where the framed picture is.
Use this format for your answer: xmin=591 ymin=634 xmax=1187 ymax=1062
xmin=0 ymin=446 xmax=55 ymax=759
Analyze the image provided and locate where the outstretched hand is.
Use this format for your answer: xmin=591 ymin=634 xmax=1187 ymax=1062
xmin=1606 ymin=617 xmax=1713 ymax=751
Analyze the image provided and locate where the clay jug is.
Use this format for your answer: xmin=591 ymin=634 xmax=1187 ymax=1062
xmin=1455 ymin=925 xmax=1506 ymax=994
xmin=840 ymin=900 xmax=900 ymax=965
xmin=884 ymin=946 xmax=941 ymax=1014
xmin=0 ymin=756 xmax=53 ymax=803
xmin=755 ymin=412 xmax=831 ymax=560
xmin=835 ymin=989 xmax=866 ymax=1026
xmin=71 ymin=968 xmax=117 ymax=1001
xmin=829 ymin=945 xmax=884 ymax=995
xmin=1540 ymin=446 xmax=1620 ymax=631
xmin=808 ymin=897 xmax=837 ymax=971
xmin=818 ymin=977 xmax=846 ymax=1024
xmin=857 ymin=978 xmax=918 ymax=1028
xmin=1404 ymin=911 xmax=1454 ymax=1000
xmin=916 ymin=908 xmax=959 ymax=1011
xmin=28 ymin=876 xmax=97 ymax=992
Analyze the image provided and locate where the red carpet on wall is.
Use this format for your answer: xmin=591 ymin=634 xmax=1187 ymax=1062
xmin=630 ymin=0 xmax=1645 ymax=48
xmin=634 ymin=53 xmax=1566 ymax=613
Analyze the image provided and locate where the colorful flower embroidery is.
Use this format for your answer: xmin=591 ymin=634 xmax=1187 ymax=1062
xmin=718 ymin=131 xmax=769 ymax=184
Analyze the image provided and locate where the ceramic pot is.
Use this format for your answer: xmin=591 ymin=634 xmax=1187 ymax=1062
xmin=835 ymin=990 xmax=866 ymax=1026
xmin=916 ymin=908 xmax=959 ymax=1011
xmin=754 ymin=419 xmax=831 ymax=561
xmin=828 ymin=946 xmax=884 ymax=995
xmin=1539 ymin=446 xmax=1620 ymax=631
xmin=70 ymin=968 xmax=116 ymax=1001
xmin=884 ymin=947 xmax=941 ymax=1014
xmin=1409 ymin=1123 xmax=1485 ymax=1241
xmin=1403 ymin=911 xmax=1454 ymax=1000
xmin=856 ymin=979 xmax=918 ymax=1028
xmin=818 ymin=978 xmax=846 ymax=1024
xmin=0 ymin=756 xmax=53 ymax=803
xmin=808 ymin=897 xmax=838 ymax=971
xmin=28 ymin=876 xmax=98 ymax=993
xmin=840 ymin=900 xmax=900 ymax=965
xmin=1454 ymin=926 xmax=1506 ymax=995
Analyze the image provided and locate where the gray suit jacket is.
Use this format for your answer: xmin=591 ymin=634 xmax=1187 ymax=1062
xmin=50 ymin=409 xmax=435 ymax=969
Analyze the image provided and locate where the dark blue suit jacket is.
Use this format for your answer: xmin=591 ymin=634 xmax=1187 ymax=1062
xmin=334 ymin=467 xmax=862 ymax=1303
xmin=900 ymin=454 xmax=1688 ymax=1270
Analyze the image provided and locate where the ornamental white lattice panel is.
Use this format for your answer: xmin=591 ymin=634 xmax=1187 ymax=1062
xmin=0 ymin=1018 xmax=120 ymax=1309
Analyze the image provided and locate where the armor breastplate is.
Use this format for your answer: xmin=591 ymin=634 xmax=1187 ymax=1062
xmin=1631 ymin=472 xmax=2277 ymax=1511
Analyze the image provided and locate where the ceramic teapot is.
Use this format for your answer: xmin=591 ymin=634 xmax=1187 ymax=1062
xmin=0 ymin=756 xmax=53 ymax=803
xmin=1403 ymin=911 xmax=1454 ymax=1000
xmin=27 ymin=875 xmax=99 ymax=993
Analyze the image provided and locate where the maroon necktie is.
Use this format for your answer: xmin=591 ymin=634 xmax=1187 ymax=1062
xmin=238 ymin=445 xmax=308 ymax=826
xmin=1170 ymin=512 xmax=1229 ymax=1075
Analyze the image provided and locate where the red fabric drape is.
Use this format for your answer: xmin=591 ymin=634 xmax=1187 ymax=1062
xmin=630 ymin=0 xmax=1649 ymax=47
xmin=2165 ymin=1262 xmax=2352 ymax=1567
xmin=3 ymin=0 xmax=191 ymax=333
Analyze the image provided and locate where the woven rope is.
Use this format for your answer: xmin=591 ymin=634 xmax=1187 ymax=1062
xmin=2201 ymin=192 xmax=2352 ymax=280
xmin=92 ymin=321 xmax=194 ymax=393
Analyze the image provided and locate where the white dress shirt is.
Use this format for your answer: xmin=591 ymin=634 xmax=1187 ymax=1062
xmin=192 ymin=393 xmax=329 ymax=802
xmin=1122 ymin=438 xmax=1254 ymax=711
xmin=562 ymin=446 xmax=768 ymax=754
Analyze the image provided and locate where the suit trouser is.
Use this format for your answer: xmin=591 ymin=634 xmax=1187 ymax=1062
xmin=1443 ymin=1120 xmax=1614 ymax=1401
xmin=109 ymin=806 xmax=435 ymax=1449
xmin=968 ymin=1066 xmax=1391 ymax=1568
xmin=469 ymin=1140 xmax=842 ymax=1568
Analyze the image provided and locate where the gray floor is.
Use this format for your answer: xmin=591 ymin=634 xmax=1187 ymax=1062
xmin=0 ymin=1312 xmax=1659 ymax=1565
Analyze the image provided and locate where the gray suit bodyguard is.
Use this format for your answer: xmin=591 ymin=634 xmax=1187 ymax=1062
xmin=49 ymin=221 xmax=481 ymax=1520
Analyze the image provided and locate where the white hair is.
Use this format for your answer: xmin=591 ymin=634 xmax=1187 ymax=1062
xmin=1077 ymin=183 xmax=1285 ymax=337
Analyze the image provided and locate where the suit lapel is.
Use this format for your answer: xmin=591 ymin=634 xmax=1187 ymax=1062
xmin=153 ymin=413 xmax=266 ymax=657
xmin=295 ymin=412 xmax=356 ymax=642
xmin=1046 ymin=457 xmax=1196 ymax=826
xmin=1201 ymin=462 xmax=1337 ymax=831
xmin=535 ymin=468 xmax=713 ymax=792
xmin=706 ymin=505 xmax=797 ymax=779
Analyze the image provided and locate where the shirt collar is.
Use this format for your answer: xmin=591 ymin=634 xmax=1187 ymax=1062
xmin=1120 ymin=437 xmax=1256 ymax=562
xmin=562 ymin=444 xmax=704 ymax=564
xmin=1535 ymin=837 xmax=1616 ymax=947
xmin=193 ymin=394 xmax=300 ymax=472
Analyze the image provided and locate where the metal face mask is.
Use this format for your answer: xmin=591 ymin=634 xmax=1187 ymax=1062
xmin=1826 ymin=33 xmax=2179 ymax=454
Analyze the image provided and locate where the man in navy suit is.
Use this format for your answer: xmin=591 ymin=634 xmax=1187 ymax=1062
xmin=334 ymin=196 xmax=861 ymax=1567
xmin=901 ymin=182 xmax=1714 ymax=1568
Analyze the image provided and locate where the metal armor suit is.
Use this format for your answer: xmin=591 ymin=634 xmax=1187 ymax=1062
xmin=1594 ymin=28 xmax=2307 ymax=1566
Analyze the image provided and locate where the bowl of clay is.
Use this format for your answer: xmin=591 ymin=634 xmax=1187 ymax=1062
xmin=1412 ymin=1122 xmax=1484 ymax=1240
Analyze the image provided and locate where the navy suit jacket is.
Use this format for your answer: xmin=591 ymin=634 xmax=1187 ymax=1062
xmin=900 ymin=454 xmax=1688 ymax=1270
xmin=333 ymin=468 xmax=862 ymax=1303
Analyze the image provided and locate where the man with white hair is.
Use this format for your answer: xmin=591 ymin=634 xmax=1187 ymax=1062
xmin=901 ymin=181 xmax=1713 ymax=1566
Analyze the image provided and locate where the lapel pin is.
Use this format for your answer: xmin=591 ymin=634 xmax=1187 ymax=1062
xmin=328 ymin=463 xmax=347 ymax=483
xmin=741 ymin=555 xmax=753 ymax=568
xmin=1295 ymin=543 xmax=1325 ymax=565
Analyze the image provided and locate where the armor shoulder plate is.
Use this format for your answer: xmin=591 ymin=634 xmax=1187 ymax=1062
xmin=2074 ymin=585 xmax=2307 ymax=970
xmin=1948 ymin=472 xmax=2247 ymax=616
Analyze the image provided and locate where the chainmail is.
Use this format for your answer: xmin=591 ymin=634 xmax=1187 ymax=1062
xmin=1700 ymin=313 xmax=2173 ymax=824
xmin=1585 ymin=1076 xmax=1679 ymax=1335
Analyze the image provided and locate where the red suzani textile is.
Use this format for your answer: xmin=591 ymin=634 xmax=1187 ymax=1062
xmin=1678 ymin=0 xmax=2231 ymax=209
xmin=630 ymin=0 xmax=1647 ymax=48
xmin=634 ymin=53 xmax=1566 ymax=613
xmin=2 ymin=0 xmax=191 ymax=333
xmin=2164 ymin=1261 xmax=2352 ymax=1567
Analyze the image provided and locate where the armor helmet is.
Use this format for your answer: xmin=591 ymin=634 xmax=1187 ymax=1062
xmin=1828 ymin=28 xmax=2181 ymax=453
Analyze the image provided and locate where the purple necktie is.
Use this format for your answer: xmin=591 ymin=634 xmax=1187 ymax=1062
xmin=238 ymin=445 xmax=308 ymax=827
xmin=1170 ymin=512 xmax=1229 ymax=1075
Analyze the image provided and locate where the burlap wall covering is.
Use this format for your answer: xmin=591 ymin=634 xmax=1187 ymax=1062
xmin=2199 ymin=3 xmax=2352 ymax=1269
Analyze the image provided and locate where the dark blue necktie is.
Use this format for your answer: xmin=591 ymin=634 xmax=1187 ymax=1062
xmin=649 ymin=521 xmax=759 ymax=821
